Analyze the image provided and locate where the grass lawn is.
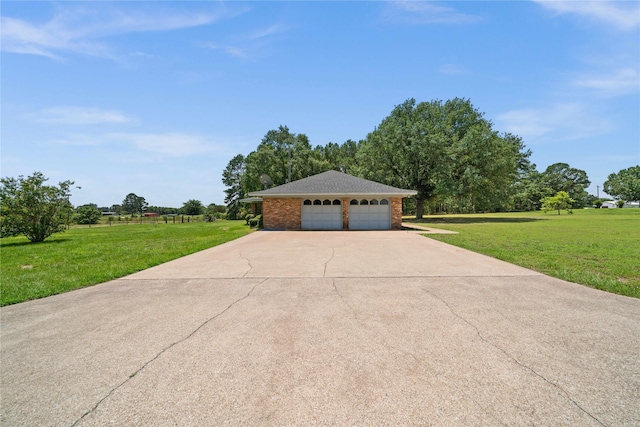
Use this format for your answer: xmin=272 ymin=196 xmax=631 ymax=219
xmin=405 ymin=209 xmax=640 ymax=298
xmin=0 ymin=221 xmax=252 ymax=306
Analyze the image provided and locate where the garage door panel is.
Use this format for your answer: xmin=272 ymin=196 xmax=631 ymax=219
xmin=302 ymin=205 xmax=342 ymax=230
xmin=348 ymin=200 xmax=390 ymax=230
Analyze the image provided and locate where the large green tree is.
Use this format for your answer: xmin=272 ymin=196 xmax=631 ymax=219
xmin=121 ymin=193 xmax=148 ymax=216
xmin=314 ymin=140 xmax=360 ymax=174
xmin=222 ymin=128 xmax=362 ymax=218
xmin=242 ymin=126 xmax=331 ymax=193
xmin=222 ymin=153 xmax=246 ymax=219
xmin=0 ymin=172 xmax=75 ymax=242
xmin=181 ymin=199 xmax=204 ymax=215
xmin=357 ymin=99 xmax=445 ymax=218
xmin=357 ymin=98 xmax=529 ymax=217
xmin=509 ymin=163 xmax=552 ymax=211
xmin=540 ymin=163 xmax=590 ymax=208
xmin=604 ymin=166 xmax=640 ymax=205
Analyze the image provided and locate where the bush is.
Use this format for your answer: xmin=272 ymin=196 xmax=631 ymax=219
xmin=248 ymin=214 xmax=262 ymax=228
xmin=616 ymin=200 xmax=625 ymax=208
xmin=594 ymin=199 xmax=603 ymax=208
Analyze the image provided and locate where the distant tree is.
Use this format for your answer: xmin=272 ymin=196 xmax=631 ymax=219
xmin=509 ymin=163 xmax=552 ymax=211
xmin=110 ymin=204 xmax=123 ymax=215
xmin=121 ymin=193 xmax=148 ymax=216
xmin=541 ymin=191 xmax=575 ymax=215
xmin=583 ymin=193 xmax=599 ymax=208
xmin=147 ymin=206 xmax=178 ymax=215
xmin=222 ymin=154 xmax=246 ymax=220
xmin=604 ymin=166 xmax=640 ymax=206
xmin=541 ymin=163 xmax=590 ymax=208
xmin=0 ymin=172 xmax=75 ymax=242
xmin=207 ymin=203 xmax=226 ymax=214
xmin=616 ymin=200 xmax=626 ymax=208
xmin=594 ymin=199 xmax=603 ymax=208
xmin=181 ymin=199 xmax=204 ymax=215
xmin=75 ymin=204 xmax=101 ymax=225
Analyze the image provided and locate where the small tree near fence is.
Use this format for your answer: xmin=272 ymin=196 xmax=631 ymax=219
xmin=75 ymin=204 xmax=101 ymax=225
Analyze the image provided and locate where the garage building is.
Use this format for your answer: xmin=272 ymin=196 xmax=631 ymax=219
xmin=248 ymin=170 xmax=417 ymax=230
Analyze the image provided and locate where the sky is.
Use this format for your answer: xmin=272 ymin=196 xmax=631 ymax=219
xmin=2 ymin=1 xmax=639 ymax=208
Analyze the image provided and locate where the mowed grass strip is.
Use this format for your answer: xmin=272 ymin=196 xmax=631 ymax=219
xmin=0 ymin=221 xmax=252 ymax=306
xmin=407 ymin=209 xmax=640 ymax=298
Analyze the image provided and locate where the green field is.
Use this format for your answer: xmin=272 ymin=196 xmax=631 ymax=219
xmin=2 ymin=210 xmax=638 ymax=306
xmin=0 ymin=221 xmax=252 ymax=306
xmin=406 ymin=209 xmax=640 ymax=298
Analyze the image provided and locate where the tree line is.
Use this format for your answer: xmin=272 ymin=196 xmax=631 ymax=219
xmin=223 ymin=98 xmax=637 ymax=219
xmin=2 ymin=98 xmax=639 ymax=243
xmin=102 ymin=194 xmax=213 ymax=217
xmin=79 ymin=195 xmax=226 ymax=223
xmin=0 ymin=176 xmax=227 ymax=242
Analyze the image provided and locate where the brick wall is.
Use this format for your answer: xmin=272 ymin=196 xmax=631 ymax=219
xmin=391 ymin=197 xmax=403 ymax=230
xmin=263 ymin=196 xmax=405 ymax=230
xmin=262 ymin=198 xmax=301 ymax=229
xmin=342 ymin=197 xmax=349 ymax=230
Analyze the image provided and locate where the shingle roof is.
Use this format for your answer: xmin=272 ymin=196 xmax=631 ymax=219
xmin=248 ymin=170 xmax=417 ymax=197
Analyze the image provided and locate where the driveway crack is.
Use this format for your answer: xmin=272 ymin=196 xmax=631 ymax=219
xmin=323 ymin=247 xmax=335 ymax=277
xmin=70 ymin=279 xmax=267 ymax=427
xmin=331 ymin=279 xmax=361 ymax=324
xmin=239 ymin=250 xmax=254 ymax=277
xmin=419 ymin=286 xmax=606 ymax=427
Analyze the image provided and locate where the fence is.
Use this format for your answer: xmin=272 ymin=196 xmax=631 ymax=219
xmin=102 ymin=214 xmax=218 ymax=226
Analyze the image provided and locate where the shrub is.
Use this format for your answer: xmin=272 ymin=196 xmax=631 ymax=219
xmin=248 ymin=214 xmax=262 ymax=228
xmin=594 ymin=199 xmax=603 ymax=208
xmin=616 ymin=200 xmax=625 ymax=208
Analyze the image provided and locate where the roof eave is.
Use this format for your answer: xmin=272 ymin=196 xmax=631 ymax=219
xmin=247 ymin=191 xmax=417 ymax=198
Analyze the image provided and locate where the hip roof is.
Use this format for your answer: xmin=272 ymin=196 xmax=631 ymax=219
xmin=248 ymin=170 xmax=417 ymax=197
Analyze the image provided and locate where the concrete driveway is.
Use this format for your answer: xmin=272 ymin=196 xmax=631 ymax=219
xmin=1 ymin=231 xmax=639 ymax=426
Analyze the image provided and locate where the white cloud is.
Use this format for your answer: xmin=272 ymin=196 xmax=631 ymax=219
xmin=496 ymin=103 xmax=612 ymax=142
xmin=50 ymin=133 xmax=106 ymax=146
xmin=107 ymin=132 xmax=219 ymax=157
xmin=200 ymin=23 xmax=288 ymax=59
xmin=439 ymin=64 xmax=467 ymax=75
xmin=1 ymin=5 xmax=240 ymax=59
xmin=382 ymin=1 xmax=481 ymax=25
xmin=36 ymin=107 xmax=135 ymax=125
xmin=533 ymin=1 xmax=640 ymax=30
xmin=49 ymin=131 xmax=222 ymax=158
xmin=200 ymin=42 xmax=248 ymax=59
xmin=573 ymin=67 xmax=640 ymax=97
xmin=247 ymin=23 xmax=287 ymax=40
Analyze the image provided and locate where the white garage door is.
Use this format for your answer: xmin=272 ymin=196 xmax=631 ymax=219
xmin=301 ymin=199 xmax=342 ymax=230
xmin=349 ymin=199 xmax=391 ymax=230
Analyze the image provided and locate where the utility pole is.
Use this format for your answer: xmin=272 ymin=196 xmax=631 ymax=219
xmin=597 ymin=185 xmax=600 ymax=198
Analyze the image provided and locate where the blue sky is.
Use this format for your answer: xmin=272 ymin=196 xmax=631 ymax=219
xmin=2 ymin=1 xmax=639 ymax=207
